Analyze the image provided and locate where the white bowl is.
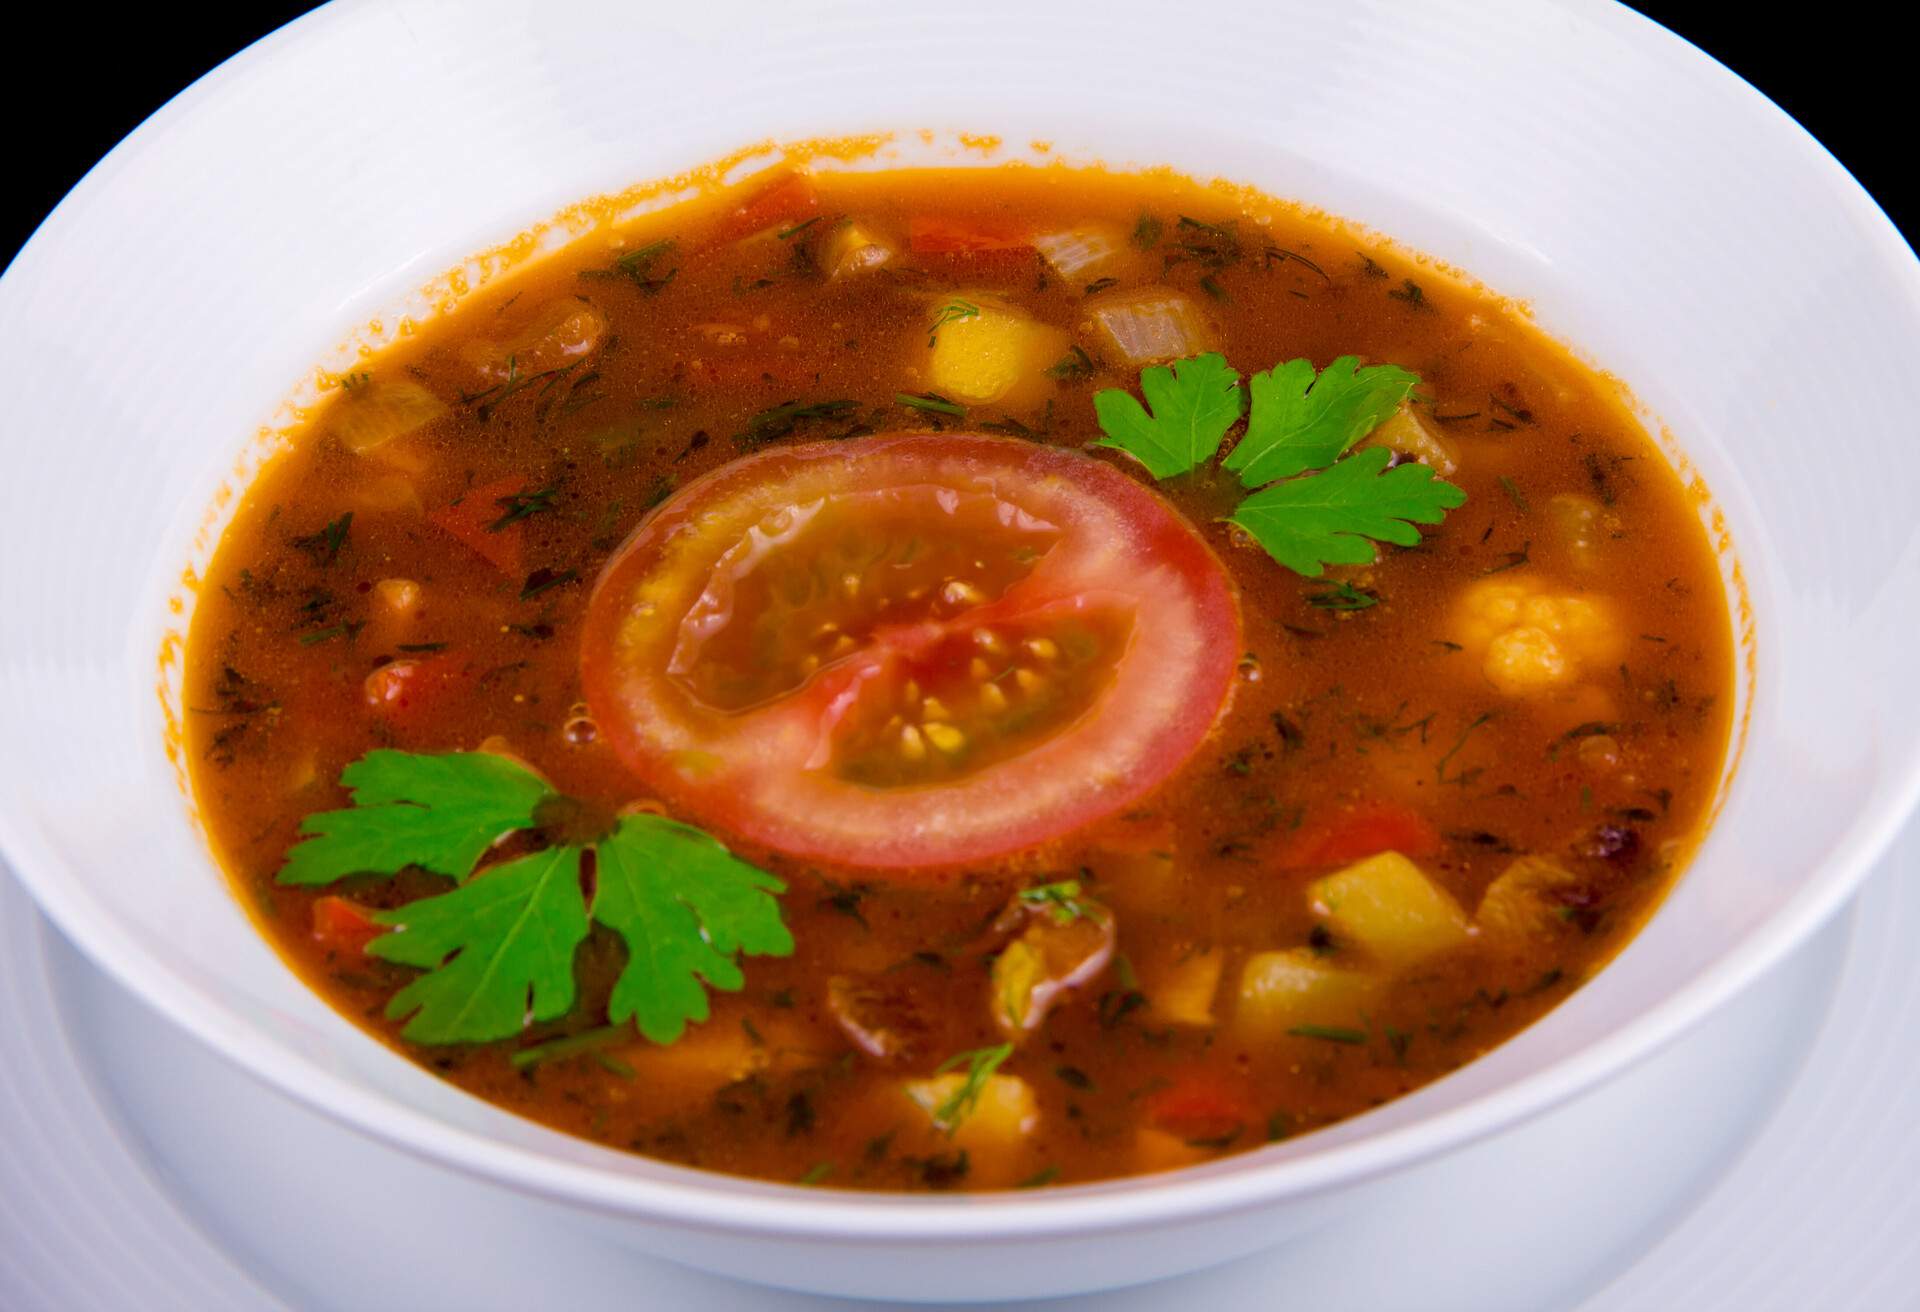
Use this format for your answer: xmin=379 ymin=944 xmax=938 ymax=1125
xmin=2 ymin=0 xmax=1916 ymax=1301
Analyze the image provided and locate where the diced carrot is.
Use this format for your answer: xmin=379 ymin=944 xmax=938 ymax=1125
xmin=1145 ymin=1077 xmax=1252 ymax=1143
xmin=312 ymin=895 xmax=382 ymax=958
xmin=428 ymin=475 xmax=525 ymax=575
xmin=908 ymin=215 xmax=1032 ymax=254
xmin=363 ymin=654 xmax=473 ymax=724
xmin=1276 ymin=800 xmax=1442 ymax=869
xmin=716 ymin=173 xmax=821 ymax=243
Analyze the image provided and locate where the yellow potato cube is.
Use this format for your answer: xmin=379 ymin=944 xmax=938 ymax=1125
xmin=1132 ymin=1127 xmax=1211 ymax=1174
xmin=1359 ymin=402 xmax=1459 ymax=476
xmin=1150 ymin=946 xmax=1225 ymax=1027
xmin=924 ymin=300 xmax=1068 ymax=405
xmin=902 ymin=1070 xmax=1039 ymax=1186
xmin=1308 ymin=851 xmax=1471 ymax=968
xmin=1235 ymin=947 xmax=1379 ymax=1040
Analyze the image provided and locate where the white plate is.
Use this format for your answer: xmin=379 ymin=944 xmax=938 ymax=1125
xmin=10 ymin=818 xmax=1920 ymax=1310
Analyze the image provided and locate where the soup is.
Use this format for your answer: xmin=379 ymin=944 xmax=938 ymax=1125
xmin=183 ymin=161 xmax=1733 ymax=1191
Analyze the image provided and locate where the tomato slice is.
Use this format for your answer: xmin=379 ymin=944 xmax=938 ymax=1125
xmin=581 ymin=433 xmax=1240 ymax=872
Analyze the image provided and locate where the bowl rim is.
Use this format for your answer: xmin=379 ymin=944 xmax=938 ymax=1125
xmin=5 ymin=0 xmax=1920 ymax=1241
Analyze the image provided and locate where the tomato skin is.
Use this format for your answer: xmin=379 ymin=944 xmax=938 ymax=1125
xmin=909 ymin=215 xmax=1032 ymax=254
xmin=311 ymin=895 xmax=381 ymax=958
xmin=1146 ymin=1077 xmax=1252 ymax=1143
xmin=428 ymin=476 xmax=525 ymax=575
xmin=1276 ymin=800 xmax=1442 ymax=869
xmin=581 ymin=433 xmax=1241 ymax=874
xmin=715 ymin=173 xmax=821 ymax=243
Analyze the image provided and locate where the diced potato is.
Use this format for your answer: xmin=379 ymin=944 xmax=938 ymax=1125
xmin=1308 ymin=852 xmax=1470 ymax=968
xmin=619 ymin=1014 xmax=825 ymax=1108
xmin=1359 ymin=402 xmax=1459 ymax=477
xmin=1086 ymin=288 xmax=1217 ymax=365
xmin=902 ymin=1072 xmax=1039 ymax=1184
xmin=1235 ymin=947 xmax=1379 ymax=1040
xmin=1476 ymin=855 xmax=1586 ymax=946
xmin=1546 ymin=492 xmax=1616 ymax=570
xmin=923 ymin=299 xmax=1068 ymax=406
xmin=1450 ymin=576 xmax=1626 ymax=695
xmin=351 ymin=472 xmax=423 ymax=516
xmin=329 ymin=376 xmax=448 ymax=454
xmin=373 ymin=577 xmax=421 ymax=617
xmin=821 ymin=220 xmax=896 ymax=279
xmin=904 ymin=1070 xmax=1039 ymax=1139
xmin=1133 ymin=1127 xmax=1211 ymax=1174
xmin=890 ymin=1075 xmax=1044 ymax=1198
xmin=1149 ymin=946 xmax=1224 ymax=1027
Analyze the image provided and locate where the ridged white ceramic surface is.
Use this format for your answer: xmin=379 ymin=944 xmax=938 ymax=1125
xmin=0 ymin=0 xmax=1915 ymax=1300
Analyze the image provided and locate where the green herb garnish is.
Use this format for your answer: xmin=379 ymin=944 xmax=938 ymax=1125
xmin=735 ymin=398 xmax=862 ymax=446
xmin=292 ymin=513 xmax=353 ymax=567
xmin=1091 ymin=352 xmax=1244 ymax=479
xmin=1228 ymin=447 xmax=1461 ymax=577
xmin=927 ymin=299 xmax=981 ymax=348
xmin=1046 ymin=344 xmax=1096 ymax=381
xmin=519 ymin=567 xmax=579 ymax=601
xmin=930 ymin=1043 xmax=1015 ymax=1132
xmin=488 ymin=485 xmax=558 ymax=531
xmin=583 ymin=238 xmax=679 ymax=294
xmin=1305 ymin=580 xmax=1379 ymax=611
xmin=1093 ymin=352 xmax=1463 ymax=576
xmin=1016 ymin=879 xmax=1091 ymax=925
xmin=1286 ymin=1024 xmax=1367 ymax=1044
xmin=1223 ymin=356 xmax=1418 ymax=485
xmin=511 ymin=1023 xmax=628 ymax=1072
xmin=895 ymin=392 xmax=967 ymax=417
xmin=276 ymin=750 xmax=792 ymax=1046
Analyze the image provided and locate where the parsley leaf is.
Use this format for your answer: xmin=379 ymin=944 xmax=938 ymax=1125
xmin=1091 ymin=352 xmax=1244 ymax=478
xmin=593 ymin=814 xmax=793 ymax=1044
xmin=1091 ymin=352 xmax=1464 ymax=576
xmin=1228 ymin=446 xmax=1465 ymax=576
xmin=276 ymin=750 xmax=550 ymax=886
xmin=372 ymin=846 xmax=590 ymax=1044
xmin=1223 ymin=356 xmax=1419 ymax=486
xmin=275 ymin=750 xmax=794 ymax=1048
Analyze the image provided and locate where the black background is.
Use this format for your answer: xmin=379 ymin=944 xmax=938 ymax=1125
xmin=2 ymin=4 xmax=1907 ymax=264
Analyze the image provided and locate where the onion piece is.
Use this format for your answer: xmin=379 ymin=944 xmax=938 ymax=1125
xmin=1358 ymin=402 xmax=1460 ymax=476
xmin=989 ymin=890 xmax=1116 ymax=1038
xmin=1087 ymin=288 xmax=1218 ymax=365
xmin=1033 ymin=225 xmax=1125 ymax=280
xmin=826 ymin=974 xmax=934 ymax=1062
xmin=328 ymin=377 xmax=449 ymax=455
